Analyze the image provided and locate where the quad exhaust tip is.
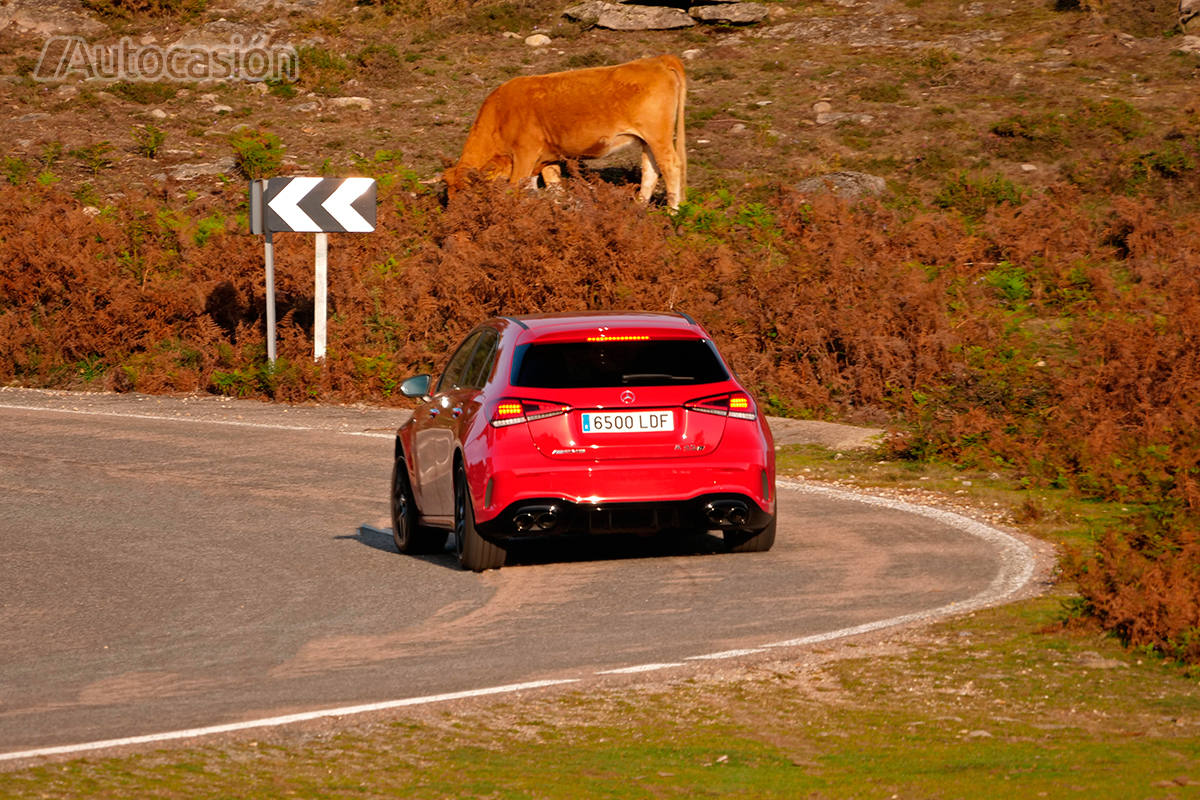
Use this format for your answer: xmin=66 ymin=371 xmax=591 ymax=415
xmin=704 ymin=500 xmax=749 ymax=528
xmin=513 ymin=504 xmax=560 ymax=533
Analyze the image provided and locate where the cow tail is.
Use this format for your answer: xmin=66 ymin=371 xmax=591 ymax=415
xmin=674 ymin=61 xmax=687 ymax=200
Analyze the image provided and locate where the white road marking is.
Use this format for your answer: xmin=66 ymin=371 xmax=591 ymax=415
xmin=0 ymin=403 xmax=393 ymax=439
xmin=685 ymin=649 xmax=768 ymax=661
xmin=761 ymin=480 xmax=1037 ymax=649
xmin=0 ymin=679 xmax=579 ymax=763
xmin=596 ymin=663 xmax=686 ymax=675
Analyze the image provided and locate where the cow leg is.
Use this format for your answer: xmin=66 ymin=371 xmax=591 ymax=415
xmin=638 ymin=146 xmax=661 ymax=205
xmin=659 ymin=149 xmax=683 ymax=210
xmin=509 ymin=151 xmax=544 ymax=193
xmin=642 ymin=139 xmax=682 ymax=210
xmin=541 ymin=163 xmax=563 ymax=191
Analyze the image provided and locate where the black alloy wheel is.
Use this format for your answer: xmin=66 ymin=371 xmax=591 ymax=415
xmin=391 ymin=457 xmax=445 ymax=554
xmin=723 ymin=516 xmax=777 ymax=553
xmin=453 ymin=464 xmax=506 ymax=571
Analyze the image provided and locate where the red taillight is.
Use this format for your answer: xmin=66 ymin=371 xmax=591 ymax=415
xmin=685 ymin=392 xmax=757 ymax=421
xmin=491 ymin=398 xmax=571 ymax=428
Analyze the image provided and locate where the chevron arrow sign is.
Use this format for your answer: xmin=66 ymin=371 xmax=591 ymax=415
xmin=257 ymin=177 xmax=376 ymax=233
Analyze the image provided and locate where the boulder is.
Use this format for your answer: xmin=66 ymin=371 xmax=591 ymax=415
xmin=173 ymin=20 xmax=275 ymax=47
xmin=793 ymin=171 xmax=887 ymax=199
xmin=0 ymin=0 xmax=105 ymax=37
xmin=689 ymin=2 xmax=768 ymax=23
xmin=208 ymin=0 xmax=320 ymax=10
xmin=563 ymin=1 xmax=607 ymax=25
xmin=1183 ymin=0 xmax=1200 ymax=33
xmin=565 ymin=1 xmax=695 ymax=29
xmin=327 ymin=96 xmax=373 ymax=110
xmin=170 ymin=156 xmax=238 ymax=181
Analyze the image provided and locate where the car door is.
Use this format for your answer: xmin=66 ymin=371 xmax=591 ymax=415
xmin=455 ymin=326 xmax=499 ymax=436
xmin=414 ymin=330 xmax=482 ymax=518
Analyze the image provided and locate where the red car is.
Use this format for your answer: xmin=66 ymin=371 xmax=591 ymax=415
xmin=390 ymin=311 xmax=776 ymax=570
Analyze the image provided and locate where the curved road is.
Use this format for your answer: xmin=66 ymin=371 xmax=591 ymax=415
xmin=0 ymin=388 xmax=1036 ymax=760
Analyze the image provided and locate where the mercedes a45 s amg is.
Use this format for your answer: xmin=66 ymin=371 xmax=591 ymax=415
xmin=390 ymin=311 xmax=776 ymax=570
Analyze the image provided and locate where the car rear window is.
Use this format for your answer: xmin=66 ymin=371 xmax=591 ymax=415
xmin=511 ymin=339 xmax=730 ymax=388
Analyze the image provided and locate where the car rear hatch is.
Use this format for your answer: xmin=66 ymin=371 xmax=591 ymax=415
xmin=495 ymin=336 xmax=756 ymax=462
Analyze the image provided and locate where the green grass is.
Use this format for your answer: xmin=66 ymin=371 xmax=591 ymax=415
xmin=3 ymin=596 xmax=1198 ymax=798
xmin=3 ymin=448 xmax=1198 ymax=798
xmin=775 ymin=443 xmax=1153 ymax=548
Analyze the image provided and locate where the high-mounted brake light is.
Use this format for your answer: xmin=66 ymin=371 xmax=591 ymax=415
xmin=585 ymin=334 xmax=651 ymax=342
xmin=684 ymin=392 xmax=757 ymax=421
xmin=491 ymin=398 xmax=571 ymax=428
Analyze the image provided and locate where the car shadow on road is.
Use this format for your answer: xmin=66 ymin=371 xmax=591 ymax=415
xmin=345 ymin=524 xmax=730 ymax=570
xmin=505 ymin=531 xmax=730 ymax=568
xmin=342 ymin=524 xmax=455 ymax=564
xmin=339 ymin=525 xmax=398 ymax=554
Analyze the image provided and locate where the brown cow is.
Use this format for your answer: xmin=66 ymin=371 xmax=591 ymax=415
xmin=443 ymin=55 xmax=687 ymax=209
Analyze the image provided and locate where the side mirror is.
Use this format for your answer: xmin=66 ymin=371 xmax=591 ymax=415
xmin=400 ymin=374 xmax=432 ymax=399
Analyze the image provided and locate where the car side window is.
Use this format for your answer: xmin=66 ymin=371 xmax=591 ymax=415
xmin=462 ymin=329 xmax=499 ymax=390
xmin=437 ymin=331 xmax=483 ymax=393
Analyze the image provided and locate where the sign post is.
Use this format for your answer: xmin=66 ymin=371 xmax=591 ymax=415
xmin=265 ymin=228 xmax=277 ymax=363
xmin=314 ymin=232 xmax=328 ymax=360
xmin=248 ymin=177 xmax=377 ymax=363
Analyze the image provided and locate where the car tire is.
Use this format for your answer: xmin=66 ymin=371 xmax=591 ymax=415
xmin=724 ymin=516 xmax=776 ymax=553
xmin=391 ymin=457 xmax=446 ymax=554
xmin=454 ymin=465 xmax=506 ymax=571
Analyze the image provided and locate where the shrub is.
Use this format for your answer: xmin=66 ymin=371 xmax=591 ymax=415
xmin=2 ymin=156 xmax=30 ymax=185
xmin=297 ymin=45 xmax=351 ymax=96
xmin=230 ymin=129 xmax=284 ymax=180
xmin=567 ymin=51 xmax=607 ymax=68
xmin=105 ymin=82 xmax=180 ymax=104
xmin=354 ymin=43 xmax=403 ymax=79
xmin=983 ymin=261 xmax=1033 ymax=306
xmin=70 ymin=142 xmax=114 ymax=175
xmin=265 ymin=78 xmax=297 ymax=99
xmin=461 ymin=1 xmax=543 ymax=33
xmin=1073 ymin=98 xmax=1146 ymax=143
xmin=193 ymin=212 xmax=226 ymax=247
xmin=83 ymin=0 xmax=206 ymax=17
xmin=1135 ymin=140 xmax=1197 ymax=179
xmin=132 ymin=124 xmax=166 ymax=159
xmin=858 ymin=82 xmax=906 ymax=103
xmin=39 ymin=141 xmax=63 ymax=170
xmin=933 ymin=172 xmax=1025 ymax=221
xmin=1066 ymin=518 xmax=1200 ymax=664
xmin=988 ymin=112 xmax=1067 ymax=157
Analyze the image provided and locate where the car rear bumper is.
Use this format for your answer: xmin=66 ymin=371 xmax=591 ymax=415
xmin=474 ymin=492 xmax=774 ymax=541
xmin=472 ymin=450 xmax=773 ymax=517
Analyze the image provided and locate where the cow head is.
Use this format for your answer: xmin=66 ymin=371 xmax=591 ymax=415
xmin=442 ymin=156 xmax=514 ymax=201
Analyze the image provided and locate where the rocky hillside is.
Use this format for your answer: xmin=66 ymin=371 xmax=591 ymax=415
xmin=0 ymin=0 xmax=1196 ymax=209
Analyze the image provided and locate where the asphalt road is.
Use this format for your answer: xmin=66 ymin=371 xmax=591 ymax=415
xmin=0 ymin=388 xmax=1036 ymax=759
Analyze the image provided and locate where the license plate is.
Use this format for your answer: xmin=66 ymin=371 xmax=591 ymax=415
xmin=580 ymin=410 xmax=674 ymax=434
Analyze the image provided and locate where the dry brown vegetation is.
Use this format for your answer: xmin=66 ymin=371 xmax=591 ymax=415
xmin=3 ymin=174 xmax=1199 ymax=663
xmin=1 ymin=0 xmax=1199 ymax=660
